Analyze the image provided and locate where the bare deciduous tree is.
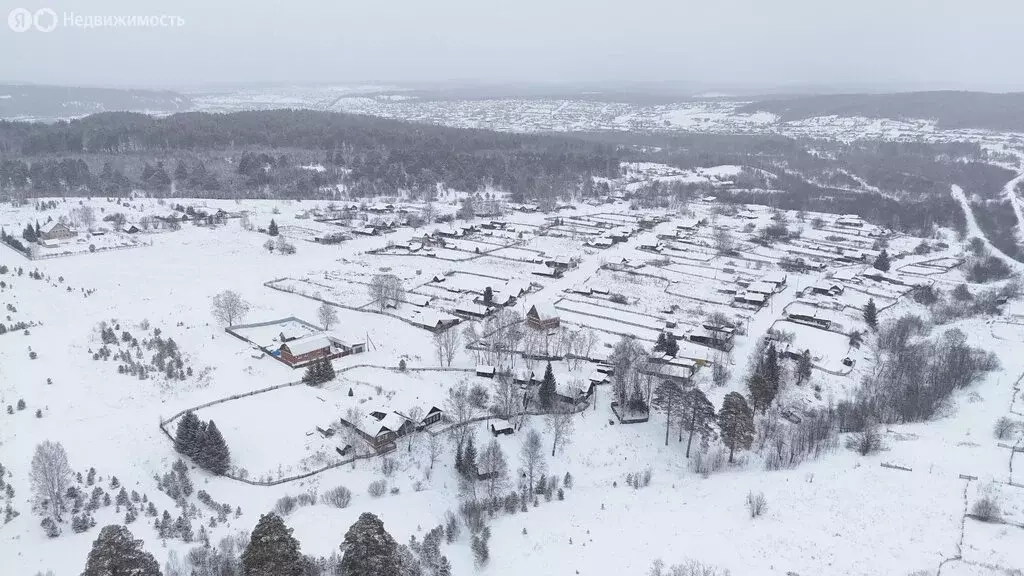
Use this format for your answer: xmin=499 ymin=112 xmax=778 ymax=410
xmin=445 ymin=381 xmax=475 ymax=450
xmin=434 ymin=328 xmax=461 ymax=367
xmin=427 ymin=432 xmax=442 ymax=473
xmin=492 ymin=371 xmax=521 ymax=423
xmin=404 ymin=407 xmax=424 ymax=453
xmin=211 ymin=290 xmax=251 ymax=326
xmin=368 ymin=273 xmax=405 ymax=311
xmin=478 ymin=439 xmax=509 ymax=500
xmin=30 ymin=440 xmax=73 ymax=521
xmin=544 ymin=410 xmax=575 ymax=457
xmin=318 ymin=301 xmax=339 ymax=330
xmin=519 ymin=428 xmax=546 ymax=492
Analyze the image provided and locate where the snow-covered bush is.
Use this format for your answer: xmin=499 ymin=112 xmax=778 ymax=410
xmin=321 ymin=485 xmax=352 ymax=508
xmin=689 ymin=447 xmax=728 ymax=477
xmin=972 ymin=494 xmax=1001 ymax=523
xmin=746 ymin=491 xmax=766 ymax=518
xmin=368 ymin=479 xmax=387 ymax=498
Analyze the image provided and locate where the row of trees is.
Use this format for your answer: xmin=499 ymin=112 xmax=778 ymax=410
xmin=77 ymin=509 xmax=425 ymax=576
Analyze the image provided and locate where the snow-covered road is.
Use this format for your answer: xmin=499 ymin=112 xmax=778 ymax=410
xmin=950 ymin=184 xmax=1024 ymax=271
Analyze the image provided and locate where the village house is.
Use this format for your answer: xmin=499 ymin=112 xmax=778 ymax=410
xmin=275 ymin=333 xmax=365 ymax=367
xmin=490 ymin=419 xmax=514 ymax=436
xmin=526 ymin=302 xmax=561 ymax=330
xmin=545 ymin=255 xmax=576 ymax=270
xmin=39 ymin=220 xmax=76 ymax=241
xmin=408 ymin=309 xmax=460 ymax=332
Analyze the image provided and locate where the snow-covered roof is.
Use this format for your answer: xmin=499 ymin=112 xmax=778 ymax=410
xmin=281 ymin=333 xmax=331 ymax=356
xmin=748 ymin=281 xmax=776 ymax=295
xmin=529 ymin=302 xmax=559 ymax=321
xmin=761 ymin=271 xmax=787 ymax=285
xmin=40 ymin=220 xmax=69 ymax=234
xmin=490 ymin=418 xmax=513 ymax=432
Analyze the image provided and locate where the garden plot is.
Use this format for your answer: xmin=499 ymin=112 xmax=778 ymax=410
xmin=661 ymin=244 xmax=717 ymax=263
xmin=523 ymin=235 xmax=587 ymax=257
xmin=31 ymin=232 xmax=149 ymax=259
xmin=487 ymin=246 xmax=544 ymax=261
xmin=839 ymin=286 xmax=898 ymax=310
xmin=327 ymin=366 xmax=482 ymax=414
xmin=556 ymin=298 xmax=667 ymax=331
xmin=557 ymin=309 xmax=661 ymax=342
xmin=268 ymin=277 xmax=375 ymax=309
xmin=190 ymin=384 xmax=349 ymax=481
xmin=772 ymin=320 xmax=853 ymax=372
xmin=228 ymin=317 xmax=322 ymax=348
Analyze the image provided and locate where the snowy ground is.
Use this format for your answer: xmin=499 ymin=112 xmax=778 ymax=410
xmin=1 ymin=195 xmax=1023 ymax=576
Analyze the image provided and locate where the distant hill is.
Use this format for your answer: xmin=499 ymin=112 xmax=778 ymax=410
xmin=737 ymin=91 xmax=1024 ymax=131
xmin=0 ymin=84 xmax=192 ymax=121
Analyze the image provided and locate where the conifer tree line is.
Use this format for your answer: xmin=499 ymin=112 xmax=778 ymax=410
xmin=302 ymin=357 xmax=336 ymax=385
xmin=174 ymin=411 xmax=230 ymax=475
xmin=77 ymin=509 xmax=455 ymax=576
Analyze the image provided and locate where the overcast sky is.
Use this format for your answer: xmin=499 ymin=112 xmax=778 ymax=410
xmin=2 ymin=0 xmax=1023 ymax=91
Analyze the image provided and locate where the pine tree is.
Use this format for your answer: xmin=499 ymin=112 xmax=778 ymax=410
xmin=873 ymin=249 xmax=890 ymax=272
xmin=719 ymin=392 xmax=755 ymax=463
xmin=539 ymin=362 xmax=556 ymax=410
xmin=268 ymin=219 xmax=279 ymax=236
xmin=341 ymin=513 xmax=401 ymax=576
xmin=864 ymin=298 xmax=878 ymax=330
xmin=241 ymin=513 xmax=304 ymax=576
xmin=198 ymin=421 xmax=230 ymax=475
xmin=652 ymin=380 xmax=684 ymax=446
xmin=678 ymin=388 xmax=715 ymax=458
xmin=175 ymin=411 xmax=201 ymax=459
xmin=483 ymin=286 xmax=493 ymax=305
xmin=81 ymin=525 xmax=161 ymax=576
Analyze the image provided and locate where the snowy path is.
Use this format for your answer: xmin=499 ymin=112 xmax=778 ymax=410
xmin=950 ymin=184 xmax=1024 ymax=271
xmin=1003 ymin=162 xmax=1024 ymax=244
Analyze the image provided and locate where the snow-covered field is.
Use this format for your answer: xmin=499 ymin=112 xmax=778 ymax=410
xmin=1 ymin=192 xmax=1023 ymax=576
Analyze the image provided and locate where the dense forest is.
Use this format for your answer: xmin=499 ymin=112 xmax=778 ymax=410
xmin=738 ymin=91 xmax=1024 ymax=131
xmin=0 ymin=110 xmax=621 ymax=201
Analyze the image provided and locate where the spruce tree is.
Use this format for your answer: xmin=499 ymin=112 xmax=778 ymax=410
xmin=462 ymin=435 xmax=478 ymax=479
xmin=340 ymin=513 xmax=401 ymax=576
xmin=268 ymin=219 xmax=279 ymax=236
xmin=653 ymin=333 xmax=667 ymax=354
xmin=719 ymin=392 xmax=754 ymax=463
xmin=320 ymin=357 xmax=335 ymax=381
xmin=241 ymin=513 xmax=304 ymax=576
xmin=174 ymin=411 xmax=201 ymax=459
xmin=302 ymin=360 xmax=322 ymax=385
xmin=873 ymin=249 xmax=890 ymax=272
xmin=664 ymin=334 xmax=679 ymax=356
xmin=199 ymin=421 xmax=230 ymax=475
xmin=864 ymin=298 xmax=878 ymax=331
xmin=81 ymin=525 xmax=161 ymax=576
xmin=539 ymin=362 xmax=556 ymax=410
